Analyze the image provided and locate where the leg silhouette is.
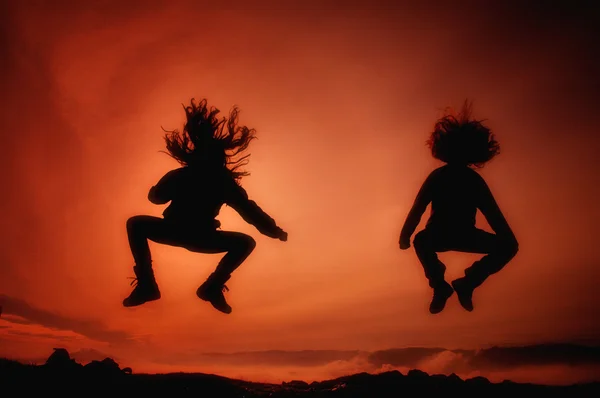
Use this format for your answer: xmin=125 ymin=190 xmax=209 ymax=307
xmin=124 ymin=216 xmax=166 ymax=307
xmin=124 ymin=215 xmax=256 ymax=313
xmin=414 ymin=227 xmax=518 ymax=313
xmin=413 ymin=229 xmax=454 ymax=314
xmin=449 ymin=229 xmax=518 ymax=311
xmin=189 ymin=232 xmax=256 ymax=314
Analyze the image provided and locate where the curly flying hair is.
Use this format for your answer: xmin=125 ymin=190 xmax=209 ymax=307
xmin=162 ymin=98 xmax=257 ymax=180
xmin=427 ymin=100 xmax=500 ymax=168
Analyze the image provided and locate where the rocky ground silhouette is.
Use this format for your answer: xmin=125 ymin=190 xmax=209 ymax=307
xmin=1 ymin=349 xmax=598 ymax=397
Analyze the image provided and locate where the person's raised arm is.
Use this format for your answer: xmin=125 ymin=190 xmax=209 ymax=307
xmin=226 ymin=180 xmax=287 ymax=241
xmin=148 ymin=169 xmax=181 ymax=205
xmin=399 ymin=172 xmax=435 ymax=249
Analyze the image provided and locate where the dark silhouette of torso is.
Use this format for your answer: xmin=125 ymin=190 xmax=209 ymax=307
xmin=402 ymin=163 xmax=512 ymax=237
xmin=426 ymin=164 xmax=481 ymax=231
xmin=157 ymin=166 xmax=231 ymax=227
xmin=149 ymin=165 xmax=279 ymax=236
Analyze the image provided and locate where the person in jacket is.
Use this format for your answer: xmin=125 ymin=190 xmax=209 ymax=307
xmin=123 ymin=98 xmax=288 ymax=314
xmin=399 ymin=101 xmax=518 ymax=314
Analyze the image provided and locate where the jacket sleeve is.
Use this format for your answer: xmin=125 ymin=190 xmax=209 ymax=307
xmin=226 ymin=180 xmax=283 ymax=238
xmin=148 ymin=169 xmax=181 ymax=205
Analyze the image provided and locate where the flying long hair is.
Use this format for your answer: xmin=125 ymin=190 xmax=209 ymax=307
xmin=162 ymin=98 xmax=257 ymax=180
xmin=427 ymin=100 xmax=500 ymax=168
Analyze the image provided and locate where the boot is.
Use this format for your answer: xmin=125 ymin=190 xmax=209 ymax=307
xmin=453 ymin=266 xmax=490 ymax=312
xmin=123 ymin=265 xmax=161 ymax=307
xmin=429 ymin=281 xmax=454 ymax=314
xmin=196 ymin=272 xmax=232 ymax=314
xmin=451 ymin=277 xmax=474 ymax=311
xmin=452 ymin=272 xmax=486 ymax=312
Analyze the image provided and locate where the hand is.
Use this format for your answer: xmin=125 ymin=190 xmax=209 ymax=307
xmin=399 ymin=237 xmax=410 ymax=250
xmin=271 ymin=227 xmax=287 ymax=242
xmin=278 ymin=230 xmax=288 ymax=242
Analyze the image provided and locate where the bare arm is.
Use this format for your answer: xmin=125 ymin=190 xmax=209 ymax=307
xmin=399 ymin=172 xmax=435 ymax=248
xmin=226 ymin=181 xmax=287 ymax=240
xmin=148 ymin=169 xmax=181 ymax=205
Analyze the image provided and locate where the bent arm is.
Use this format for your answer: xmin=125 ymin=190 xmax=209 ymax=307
xmin=148 ymin=169 xmax=180 ymax=205
xmin=400 ymin=173 xmax=434 ymax=242
xmin=478 ymin=179 xmax=517 ymax=244
xmin=227 ymin=182 xmax=284 ymax=238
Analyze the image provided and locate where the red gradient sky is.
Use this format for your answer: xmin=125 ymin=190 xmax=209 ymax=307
xmin=1 ymin=0 xmax=598 ymax=375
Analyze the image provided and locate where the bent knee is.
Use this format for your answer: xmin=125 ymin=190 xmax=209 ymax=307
xmin=508 ymin=241 xmax=519 ymax=257
xmin=126 ymin=216 xmax=142 ymax=232
xmin=234 ymin=234 xmax=256 ymax=253
xmin=244 ymin=235 xmax=257 ymax=252
xmin=501 ymin=238 xmax=519 ymax=258
xmin=126 ymin=215 xmax=154 ymax=234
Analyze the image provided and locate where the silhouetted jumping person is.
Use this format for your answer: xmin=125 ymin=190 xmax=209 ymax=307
xmin=123 ymin=98 xmax=288 ymax=314
xmin=399 ymin=101 xmax=518 ymax=314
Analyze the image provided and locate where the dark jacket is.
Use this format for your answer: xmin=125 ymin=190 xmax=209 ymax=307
xmin=148 ymin=166 xmax=281 ymax=238
xmin=400 ymin=164 xmax=516 ymax=240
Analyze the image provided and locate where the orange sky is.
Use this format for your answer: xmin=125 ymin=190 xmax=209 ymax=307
xmin=1 ymin=0 xmax=599 ymax=378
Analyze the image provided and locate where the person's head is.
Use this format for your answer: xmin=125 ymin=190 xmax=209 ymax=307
xmin=162 ymin=98 xmax=256 ymax=179
xmin=426 ymin=100 xmax=500 ymax=168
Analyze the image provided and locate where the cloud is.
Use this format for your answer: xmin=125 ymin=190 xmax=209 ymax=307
xmin=182 ymin=350 xmax=366 ymax=367
xmin=138 ymin=344 xmax=600 ymax=385
xmin=6 ymin=329 xmax=75 ymax=341
xmin=414 ymin=350 xmax=471 ymax=374
xmin=69 ymin=348 xmax=120 ymax=364
xmin=0 ymin=314 xmax=33 ymax=325
xmin=149 ymin=344 xmax=600 ymax=371
xmin=367 ymin=347 xmax=451 ymax=367
xmin=367 ymin=345 xmax=600 ymax=386
xmin=468 ymin=344 xmax=600 ymax=369
xmin=367 ymin=344 xmax=600 ymax=371
xmin=0 ymin=294 xmax=134 ymax=344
